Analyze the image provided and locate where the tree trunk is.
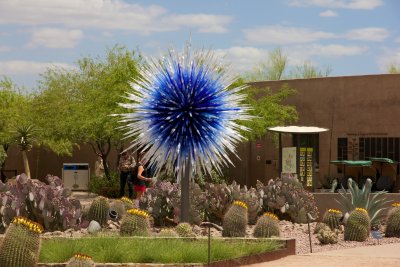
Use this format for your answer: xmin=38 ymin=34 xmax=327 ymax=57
xmin=22 ymin=150 xmax=31 ymax=179
xmin=0 ymin=144 xmax=9 ymax=182
xmin=89 ymin=140 xmax=112 ymax=180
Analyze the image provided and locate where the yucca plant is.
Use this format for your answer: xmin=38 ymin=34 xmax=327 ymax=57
xmin=336 ymin=178 xmax=390 ymax=226
xmin=13 ymin=125 xmax=37 ymax=179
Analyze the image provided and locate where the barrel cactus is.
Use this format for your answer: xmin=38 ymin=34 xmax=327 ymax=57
xmin=120 ymin=208 xmax=150 ymax=236
xmin=66 ymin=253 xmax=95 ymax=267
xmin=385 ymin=202 xmax=400 ymax=237
xmin=121 ymin=197 xmax=134 ymax=209
xmin=317 ymin=228 xmax=339 ymax=244
xmin=344 ymin=208 xmax=370 ymax=241
xmin=253 ymin=212 xmax=280 ymax=238
xmin=88 ymin=196 xmax=110 ymax=226
xmin=314 ymin=222 xmax=330 ymax=234
xmin=175 ymin=222 xmax=193 ymax=237
xmin=222 ymin=200 xmax=248 ymax=237
xmin=322 ymin=209 xmax=342 ymax=230
xmin=0 ymin=216 xmax=43 ymax=267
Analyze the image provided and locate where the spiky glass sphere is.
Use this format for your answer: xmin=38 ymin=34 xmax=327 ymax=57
xmin=120 ymin=44 xmax=250 ymax=178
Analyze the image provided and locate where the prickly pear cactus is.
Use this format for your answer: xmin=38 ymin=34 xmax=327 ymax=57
xmin=323 ymin=209 xmax=342 ymax=230
xmin=385 ymin=203 xmax=400 ymax=237
xmin=344 ymin=208 xmax=370 ymax=241
xmin=66 ymin=253 xmax=95 ymax=267
xmin=159 ymin=228 xmax=179 ymax=237
xmin=88 ymin=196 xmax=110 ymax=226
xmin=120 ymin=208 xmax=150 ymax=236
xmin=175 ymin=222 xmax=193 ymax=237
xmin=253 ymin=212 xmax=280 ymax=238
xmin=0 ymin=216 xmax=43 ymax=267
xmin=222 ymin=200 xmax=248 ymax=237
xmin=317 ymin=228 xmax=339 ymax=244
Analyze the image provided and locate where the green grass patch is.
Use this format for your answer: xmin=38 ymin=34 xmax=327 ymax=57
xmin=39 ymin=237 xmax=283 ymax=263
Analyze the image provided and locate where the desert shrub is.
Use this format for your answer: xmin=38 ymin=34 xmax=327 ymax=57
xmin=0 ymin=174 xmax=82 ymax=231
xmin=256 ymin=177 xmax=319 ymax=223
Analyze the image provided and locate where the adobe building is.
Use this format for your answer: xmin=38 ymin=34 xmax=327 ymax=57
xmin=3 ymin=74 xmax=400 ymax=192
xmin=226 ymin=73 xmax=400 ymax=191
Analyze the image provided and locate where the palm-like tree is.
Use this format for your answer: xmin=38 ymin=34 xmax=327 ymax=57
xmin=14 ymin=125 xmax=36 ymax=179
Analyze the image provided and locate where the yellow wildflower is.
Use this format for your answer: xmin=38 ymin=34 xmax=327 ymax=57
xmin=392 ymin=202 xmax=400 ymax=207
xmin=12 ymin=216 xmax=43 ymax=233
xmin=73 ymin=253 xmax=92 ymax=260
xmin=121 ymin=197 xmax=134 ymax=205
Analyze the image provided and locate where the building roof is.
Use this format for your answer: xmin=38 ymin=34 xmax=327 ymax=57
xmin=267 ymin=126 xmax=329 ymax=134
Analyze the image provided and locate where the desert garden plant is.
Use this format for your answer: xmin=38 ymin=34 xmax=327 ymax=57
xmin=253 ymin=212 xmax=280 ymax=238
xmin=0 ymin=174 xmax=82 ymax=231
xmin=39 ymin=237 xmax=282 ymax=263
xmin=336 ymin=178 xmax=390 ymax=226
xmin=344 ymin=208 xmax=370 ymax=242
xmin=222 ymin=200 xmax=248 ymax=237
xmin=385 ymin=202 xmax=400 ymax=237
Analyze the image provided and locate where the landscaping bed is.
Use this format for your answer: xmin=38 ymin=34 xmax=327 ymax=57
xmin=38 ymin=236 xmax=287 ymax=265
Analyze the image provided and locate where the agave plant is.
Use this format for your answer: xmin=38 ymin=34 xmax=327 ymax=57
xmin=336 ymin=178 xmax=390 ymax=226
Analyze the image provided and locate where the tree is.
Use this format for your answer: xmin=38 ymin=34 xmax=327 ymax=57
xmin=13 ymin=125 xmax=36 ymax=179
xmin=33 ymin=46 xmax=142 ymax=180
xmin=0 ymin=77 xmax=30 ymax=181
xmin=388 ymin=63 xmax=400 ymax=74
xmin=244 ymin=48 xmax=332 ymax=81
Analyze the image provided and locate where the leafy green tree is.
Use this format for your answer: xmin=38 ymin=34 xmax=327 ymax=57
xmin=0 ymin=77 xmax=30 ymax=181
xmin=33 ymin=46 xmax=142 ymax=180
xmin=388 ymin=63 xmax=400 ymax=74
xmin=244 ymin=48 xmax=332 ymax=81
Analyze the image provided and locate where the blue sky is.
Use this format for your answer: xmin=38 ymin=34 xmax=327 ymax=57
xmin=0 ymin=0 xmax=399 ymax=90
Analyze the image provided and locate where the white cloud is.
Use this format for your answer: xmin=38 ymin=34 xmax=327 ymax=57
xmin=319 ymin=10 xmax=338 ymax=17
xmin=212 ymin=44 xmax=367 ymax=74
xmin=288 ymin=44 xmax=368 ymax=58
xmin=376 ymin=48 xmax=400 ymax=72
xmin=0 ymin=60 xmax=75 ymax=75
xmin=213 ymin=46 xmax=270 ymax=73
xmin=289 ymin=0 xmax=383 ymax=10
xmin=345 ymin=27 xmax=389 ymax=42
xmin=0 ymin=0 xmax=232 ymax=34
xmin=28 ymin=28 xmax=83 ymax=48
xmin=244 ymin=25 xmax=336 ymax=45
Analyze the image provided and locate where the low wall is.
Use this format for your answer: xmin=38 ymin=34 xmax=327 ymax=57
xmin=313 ymin=193 xmax=400 ymax=220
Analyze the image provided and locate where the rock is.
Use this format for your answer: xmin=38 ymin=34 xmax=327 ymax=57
xmin=87 ymin=220 xmax=101 ymax=234
xmin=52 ymin=231 xmax=63 ymax=236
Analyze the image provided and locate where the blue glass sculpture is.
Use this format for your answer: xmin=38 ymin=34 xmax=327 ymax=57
xmin=119 ymin=43 xmax=251 ymax=180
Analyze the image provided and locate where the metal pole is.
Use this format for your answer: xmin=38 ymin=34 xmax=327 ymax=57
xmin=208 ymin=227 xmax=211 ymax=265
xmin=181 ymin=156 xmax=191 ymax=222
xmin=307 ymin=215 xmax=313 ymax=253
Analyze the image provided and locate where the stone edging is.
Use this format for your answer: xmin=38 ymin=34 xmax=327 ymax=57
xmin=37 ymin=239 xmax=295 ymax=267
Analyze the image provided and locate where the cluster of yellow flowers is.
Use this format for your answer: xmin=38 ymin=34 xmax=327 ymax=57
xmin=233 ymin=200 xmax=248 ymax=209
xmin=12 ymin=216 xmax=43 ymax=234
xmin=127 ymin=208 xmax=150 ymax=218
xmin=355 ymin=207 xmax=368 ymax=213
xmin=73 ymin=253 xmax=92 ymax=261
xmin=328 ymin=209 xmax=342 ymax=214
xmin=121 ymin=197 xmax=134 ymax=205
xmin=392 ymin=202 xmax=400 ymax=207
xmin=263 ymin=212 xmax=279 ymax=221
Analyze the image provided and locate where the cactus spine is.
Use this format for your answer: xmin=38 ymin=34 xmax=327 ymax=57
xmin=66 ymin=253 xmax=95 ymax=267
xmin=322 ymin=209 xmax=342 ymax=230
xmin=317 ymin=228 xmax=339 ymax=244
xmin=120 ymin=208 xmax=150 ymax=236
xmin=344 ymin=208 xmax=370 ymax=241
xmin=222 ymin=200 xmax=248 ymax=237
xmin=253 ymin=212 xmax=280 ymax=238
xmin=314 ymin=222 xmax=330 ymax=234
xmin=88 ymin=196 xmax=110 ymax=226
xmin=0 ymin=216 xmax=43 ymax=267
xmin=175 ymin=222 xmax=193 ymax=237
xmin=385 ymin=203 xmax=400 ymax=237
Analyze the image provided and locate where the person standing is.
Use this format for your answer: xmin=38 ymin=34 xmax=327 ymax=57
xmin=118 ymin=151 xmax=135 ymax=198
xmin=132 ymin=152 xmax=154 ymax=207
